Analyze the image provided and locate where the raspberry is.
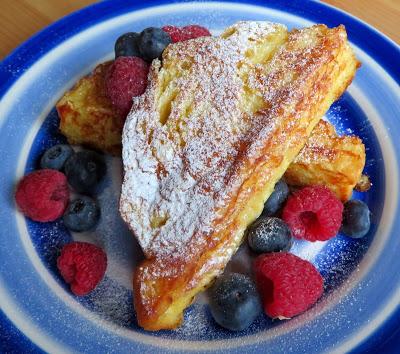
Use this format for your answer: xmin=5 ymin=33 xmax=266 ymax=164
xmin=254 ymin=252 xmax=323 ymax=319
xmin=182 ymin=25 xmax=211 ymax=39
xmin=162 ymin=25 xmax=211 ymax=43
xmin=15 ymin=169 xmax=69 ymax=222
xmin=105 ymin=56 xmax=149 ymax=116
xmin=161 ymin=25 xmax=183 ymax=43
xmin=57 ymin=242 xmax=107 ymax=296
xmin=282 ymin=185 xmax=343 ymax=241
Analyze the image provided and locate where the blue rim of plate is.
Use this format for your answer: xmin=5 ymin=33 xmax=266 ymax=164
xmin=0 ymin=1 xmax=399 ymax=353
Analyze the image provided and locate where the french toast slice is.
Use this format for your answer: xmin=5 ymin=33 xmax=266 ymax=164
xmin=120 ymin=22 xmax=360 ymax=330
xmin=55 ymin=56 xmax=364 ymax=201
xmin=57 ymin=62 xmax=125 ymax=155
xmin=286 ymin=120 xmax=365 ymax=201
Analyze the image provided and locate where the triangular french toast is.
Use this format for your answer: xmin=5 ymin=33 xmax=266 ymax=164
xmin=120 ymin=21 xmax=360 ymax=330
xmin=287 ymin=120 xmax=365 ymax=201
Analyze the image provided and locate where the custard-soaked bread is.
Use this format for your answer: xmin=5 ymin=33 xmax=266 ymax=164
xmin=56 ymin=58 xmax=364 ymax=200
xmin=286 ymin=120 xmax=365 ymax=201
xmin=56 ymin=62 xmax=125 ymax=155
xmin=120 ymin=21 xmax=359 ymax=330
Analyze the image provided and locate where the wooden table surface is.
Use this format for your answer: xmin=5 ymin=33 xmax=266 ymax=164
xmin=0 ymin=0 xmax=399 ymax=59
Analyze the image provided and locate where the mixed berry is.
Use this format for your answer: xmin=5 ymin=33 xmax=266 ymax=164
xmin=217 ymin=182 xmax=371 ymax=331
xmin=115 ymin=32 xmax=141 ymax=58
xmin=162 ymin=25 xmax=211 ymax=43
xmin=341 ymin=200 xmax=371 ymax=238
xmin=57 ymin=242 xmax=107 ymax=296
xmin=14 ymin=23 xmax=372 ymax=332
xmin=137 ymin=27 xmax=172 ymax=62
xmin=254 ymin=252 xmax=324 ymax=319
xmin=40 ymin=143 xmax=74 ymax=171
xmin=247 ymin=216 xmax=293 ymax=253
xmin=15 ymin=146 xmax=106 ymax=294
xmin=105 ymin=25 xmax=211 ymax=117
xmin=15 ymin=169 xmax=69 ymax=222
xmin=105 ymin=56 xmax=149 ymax=116
xmin=64 ymin=150 xmax=106 ymax=194
xmin=63 ymin=196 xmax=100 ymax=232
xmin=262 ymin=179 xmax=289 ymax=216
xmin=282 ymin=185 xmax=344 ymax=242
xmin=209 ymin=273 xmax=262 ymax=331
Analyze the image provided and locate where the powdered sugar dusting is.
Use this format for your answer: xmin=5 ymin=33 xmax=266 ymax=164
xmin=120 ymin=21 xmax=286 ymax=258
xmin=120 ymin=21 xmax=349 ymax=264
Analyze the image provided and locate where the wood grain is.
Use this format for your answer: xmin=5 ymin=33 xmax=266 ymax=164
xmin=0 ymin=0 xmax=398 ymax=59
xmin=324 ymin=0 xmax=400 ymax=43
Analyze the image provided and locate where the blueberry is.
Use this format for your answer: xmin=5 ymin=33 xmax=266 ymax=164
xmin=63 ymin=196 xmax=100 ymax=232
xmin=341 ymin=200 xmax=371 ymax=238
xmin=115 ymin=32 xmax=141 ymax=58
xmin=64 ymin=150 xmax=106 ymax=193
xmin=262 ymin=179 xmax=289 ymax=216
xmin=138 ymin=27 xmax=171 ymax=62
xmin=247 ymin=216 xmax=292 ymax=253
xmin=40 ymin=144 xmax=74 ymax=171
xmin=209 ymin=273 xmax=262 ymax=331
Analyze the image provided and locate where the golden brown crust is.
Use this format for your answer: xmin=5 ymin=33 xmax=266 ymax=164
xmin=285 ymin=120 xmax=365 ymax=201
xmin=56 ymin=62 xmax=125 ymax=155
xmin=120 ymin=22 xmax=360 ymax=330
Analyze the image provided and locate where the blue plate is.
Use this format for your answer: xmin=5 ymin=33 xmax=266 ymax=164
xmin=1 ymin=1 xmax=399 ymax=352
